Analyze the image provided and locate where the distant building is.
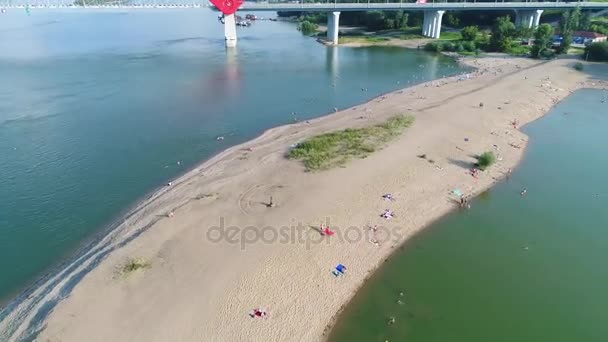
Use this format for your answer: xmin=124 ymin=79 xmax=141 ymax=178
xmin=572 ymin=31 xmax=608 ymax=45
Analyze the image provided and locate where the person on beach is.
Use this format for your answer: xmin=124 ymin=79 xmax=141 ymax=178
xmin=381 ymin=210 xmax=394 ymax=220
xmin=459 ymin=196 xmax=470 ymax=209
xmin=250 ymin=308 xmax=267 ymax=318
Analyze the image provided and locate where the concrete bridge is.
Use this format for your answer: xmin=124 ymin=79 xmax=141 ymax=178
xmin=224 ymin=1 xmax=608 ymax=47
xmin=3 ymin=1 xmax=608 ymax=47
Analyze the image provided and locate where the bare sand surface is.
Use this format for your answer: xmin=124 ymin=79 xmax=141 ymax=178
xmin=318 ymin=36 xmax=430 ymax=48
xmin=20 ymin=57 xmax=606 ymax=342
xmin=338 ymin=37 xmax=431 ymax=49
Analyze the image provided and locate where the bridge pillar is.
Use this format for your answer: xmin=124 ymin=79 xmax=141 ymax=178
xmin=224 ymin=14 xmax=237 ymax=48
xmin=327 ymin=11 xmax=341 ymax=45
xmin=515 ymin=10 xmax=543 ymax=29
xmin=422 ymin=10 xmax=445 ymax=39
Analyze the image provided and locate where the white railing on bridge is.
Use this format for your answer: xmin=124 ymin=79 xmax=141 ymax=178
xmin=3 ymin=1 xmax=608 ymax=10
xmin=239 ymin=1 xmax=608 ymax=12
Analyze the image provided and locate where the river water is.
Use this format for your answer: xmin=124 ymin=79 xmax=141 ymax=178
xmin=329 ymin=88 xmax=608 ymax=342
xmin=0 ymin=6 xmax=468 ymax=325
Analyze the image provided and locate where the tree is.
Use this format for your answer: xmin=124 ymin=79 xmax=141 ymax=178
xmin=557 ymin=7 xmax=587 ymax=55
xmin=445 ymin=12 xmax=460 ymax=28
xmin=461 ymin=26 xmax=479 ymax=41
xmin=531 ymin=24 xmax=554 ymax=58
xmin=560 ymin=30 xmax=573 ymax=55
xmin=297 ymin=21 xmax=318 ymax=36
xmin=365 ymin=11 xmax=386 ymax=31
xmin=580 ymin=11 xmax=592 ymax=31
xmin=570 ymin=7 xmax=581 ymax=31
xmin=391 ymin=11 xmax=409 ymax=29
xmin=515 ymin=27 xmax=534 ymax=40
xmin=490 ymin=16 xmax=516 ymax=52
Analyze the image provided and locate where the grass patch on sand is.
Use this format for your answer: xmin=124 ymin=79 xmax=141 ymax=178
xmin=476 ymin=151 xmax=496 ymax=171
xmin=288 ymin=115 xmax=414 ymax=171
xmin=338 ymin=36 xmax=390 ymax=44
xmin=119 ymin=258 xmax=151 ymax=276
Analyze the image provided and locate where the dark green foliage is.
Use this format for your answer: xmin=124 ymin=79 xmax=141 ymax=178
xmin=442 ymin=42 xmax=456 ymax=52
xmin=461 ymin=26 xmax=479 ymax=41
xmin=531 ymin=24 xmax=555 ymax=58
xmin=558 ymin=8 xmax=595 ymax=54
xmin=462 ymin=40 xmax=477 ymax=52
xmin=449 ymin=10 xmax=514 ymax=27
xmin=300 ymin=12 xmax=327 ymax=24
xmin=297 ymin=21 xmax=318 ymax=36
xmin=445 ymin=12 xmax=460 ymax=28
xmin=489 ymin=16 xmax=516 ymax=52
xmin=476 ymin=152 xmax=496 ymax=171
xmin=585 ymin=42 xmax=608 ymax=62
xmin=573 ymin=62 xmax=584 ymax=71
xmin=589 ymin=23 xmax=608 ymax=35
xmin=515 ymin=27 xmax=535 ymax=40
xmin=424 ymin=41 xmax=443 ymax=52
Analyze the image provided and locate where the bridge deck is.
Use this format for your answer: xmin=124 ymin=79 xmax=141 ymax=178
xmin=3 ymin=2 xmax=608 ymax=11
xmin=239 ymin=2 xmax=608 ymax=12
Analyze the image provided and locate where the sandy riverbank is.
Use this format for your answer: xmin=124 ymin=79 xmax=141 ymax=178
xmin=318 ymin=36 xmax=431 ymax=49
xmin=14 ymin=57 xmax=606 ymax=342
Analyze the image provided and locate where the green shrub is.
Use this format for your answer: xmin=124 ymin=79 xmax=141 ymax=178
xmin=461 ymin=25 xmax=479 ymax=41
xmin=297 ymin=20 xmax=318 ymax=35
xmin=462 ymin=40 xmax=476 ymax=52
xmin=120 ymin=258 xmax=150 ymax=275
xmin=476 ymin=151 xmax=496 ymax=171
xmin=540 ymin=49 xmax=556 ymax=59
xmin=585 ymin=41 xmax=608 ymax=62
xmin=573 ymin=62 xmax=584 ymax=71
xmin=424 ymin=41 xmax=443 ymax=52
xmin=443 ymin=42 xmax=456 ymax=52
xmin=456 ymin=43 xmax=465 ymax=52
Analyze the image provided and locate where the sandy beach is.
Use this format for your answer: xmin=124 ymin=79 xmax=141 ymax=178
xmin=10 ymin=57 xmax=605 ymax=342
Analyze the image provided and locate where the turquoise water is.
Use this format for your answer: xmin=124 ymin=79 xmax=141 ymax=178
xmin=329 ymin=88 xmax=608 ymax=342
xmin=0 ymin=8 xmax=468 ymax=313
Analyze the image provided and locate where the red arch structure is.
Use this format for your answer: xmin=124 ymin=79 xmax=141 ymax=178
xmin=210 ymin=0 xmax=244 ymax=15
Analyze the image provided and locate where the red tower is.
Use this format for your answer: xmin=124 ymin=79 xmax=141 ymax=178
xmin=210 ymin=0 xmax=244 ymax=15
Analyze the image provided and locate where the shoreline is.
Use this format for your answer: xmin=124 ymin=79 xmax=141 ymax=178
xmin=322 ymin=115 xmax=537 ymax=340
xmin=325 ymin=85 xmax=608 ymax=342
xmin=0 ymin=45 xmax=467 ymax=310
xmin=2 ymin=56 xmax=606 ymax=342
xmin=0 ymin=48 xmax=468 ymax=338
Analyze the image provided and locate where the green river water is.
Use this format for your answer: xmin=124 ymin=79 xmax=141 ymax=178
xmin=329 ymin=88 xmax=608 ymax=342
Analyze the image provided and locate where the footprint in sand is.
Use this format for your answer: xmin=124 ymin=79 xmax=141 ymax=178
xmin=238 ymin=184 xmax=286 ymax=216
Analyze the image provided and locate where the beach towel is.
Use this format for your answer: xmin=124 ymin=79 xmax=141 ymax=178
xmin=323 ymin=227 xmax=335 ymax=236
